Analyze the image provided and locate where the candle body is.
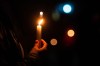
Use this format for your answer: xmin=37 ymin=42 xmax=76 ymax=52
xmin=37 ymin=25 xmax=42 ymax=47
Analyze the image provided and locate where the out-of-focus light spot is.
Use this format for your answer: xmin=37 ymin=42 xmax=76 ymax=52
xmin=50 ymin=38 xmax=57 ymax=46
xmin=63 ymin=4 xmax=72 ymax=13
xmin=52 ymin=11 xmax=60 ymax=21
xmin=40 ymin=11 xmax=43 ymax=17
xmin=67 ymin=29 xmax=75 ymax=37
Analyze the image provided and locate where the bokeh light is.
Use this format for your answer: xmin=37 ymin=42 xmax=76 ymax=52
xmin=52 ymin=11 xmax=60 ymax=21
xmin=63 ymin=4 xmax=72 ymax=13
xmin=40 ymin=11 xmax=43 ymax=16
xmin=67 ymin=29 xmax=75 ymax=37
xmin=50 ymin=38 xmax=58 ymax=46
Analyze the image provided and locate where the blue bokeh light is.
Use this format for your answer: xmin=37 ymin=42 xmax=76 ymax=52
xmin=63 ymin=4 xmax=72 ymax=13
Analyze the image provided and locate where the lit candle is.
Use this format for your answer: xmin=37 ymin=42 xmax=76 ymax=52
xmin=37 ymin=12 xmax=43 ymax=47
xmin=37 ymin=19 xmax=43 ymax=40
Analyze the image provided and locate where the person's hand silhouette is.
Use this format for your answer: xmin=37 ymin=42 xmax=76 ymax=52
xmin=29 ymin=39 xmax=47 ymax=58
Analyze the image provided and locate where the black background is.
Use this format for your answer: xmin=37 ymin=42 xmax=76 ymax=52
xmin=1 ymin=0 xmax=100 ymax=66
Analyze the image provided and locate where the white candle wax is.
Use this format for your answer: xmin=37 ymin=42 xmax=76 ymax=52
xmin=37 ymin=24 xmax=42 ymax=42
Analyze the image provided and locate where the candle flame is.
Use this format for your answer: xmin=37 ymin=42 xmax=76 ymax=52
xmin=38 ymin=19 xmax=43 ymax=25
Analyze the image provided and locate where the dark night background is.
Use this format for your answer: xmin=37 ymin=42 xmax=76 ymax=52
xmin=1 ymin=0 xmax=100 ymax=66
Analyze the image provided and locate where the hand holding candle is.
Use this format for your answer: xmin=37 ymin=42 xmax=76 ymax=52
xmin=37 ymin=11 xmax=44 ymax=48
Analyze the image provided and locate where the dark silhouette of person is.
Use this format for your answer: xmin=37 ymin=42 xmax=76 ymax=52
xmin=0 ymin=0 xmax=47 ymax=66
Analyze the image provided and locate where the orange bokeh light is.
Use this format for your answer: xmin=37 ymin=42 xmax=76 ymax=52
xmin=50 ymin=38 xmax=57 ymax=46
xmin=67 ymin=29 xmax=75 ymax=37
